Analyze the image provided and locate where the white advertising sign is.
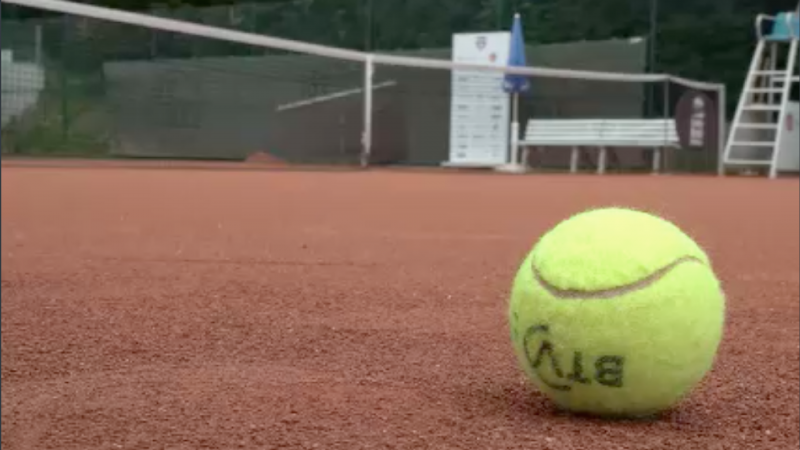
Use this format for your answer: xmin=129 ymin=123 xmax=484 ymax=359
xmin=777 ymin=101 xmax=800 ymax=172
xmin=445 ymin=32 xmax=511 ymax=167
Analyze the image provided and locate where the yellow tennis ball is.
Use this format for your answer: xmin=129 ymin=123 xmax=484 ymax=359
xmin=508 ymin=207 xmax=725 ymax=418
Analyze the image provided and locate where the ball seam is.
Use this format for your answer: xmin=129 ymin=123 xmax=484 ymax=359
xmin=530 ymin=256 xmax=706 ymax=300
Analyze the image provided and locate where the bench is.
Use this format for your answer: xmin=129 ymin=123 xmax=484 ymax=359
xmin=518 ymin=118 xmax=680 ymax=174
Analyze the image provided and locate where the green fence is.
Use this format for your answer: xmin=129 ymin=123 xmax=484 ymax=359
xmin=1 ymin=2 xmax=653 ymax=165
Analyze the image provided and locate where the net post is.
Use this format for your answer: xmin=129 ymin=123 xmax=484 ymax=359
xmin=716 ymin=84 xmax=726 ymax=176
xmin=361 ymin=54 xmax=374 ymax=168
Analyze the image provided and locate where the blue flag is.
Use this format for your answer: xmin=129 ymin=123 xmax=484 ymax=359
xmin=503 ymin=13 xmax=530 ymax=94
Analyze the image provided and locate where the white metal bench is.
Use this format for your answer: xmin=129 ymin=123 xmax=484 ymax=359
xmin=518 ymin=118 xmax=680 ymax=174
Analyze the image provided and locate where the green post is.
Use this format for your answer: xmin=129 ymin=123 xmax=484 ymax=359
xmin=361 ymin=0 xmax=373 ymax=51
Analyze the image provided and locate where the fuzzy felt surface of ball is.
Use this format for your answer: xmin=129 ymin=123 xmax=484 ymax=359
xmin=508 ymin=207 xmax=725 ymax=418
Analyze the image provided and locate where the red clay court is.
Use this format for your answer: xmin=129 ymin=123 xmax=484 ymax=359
xmin=2 ymin=161 xmax=798 ymax=450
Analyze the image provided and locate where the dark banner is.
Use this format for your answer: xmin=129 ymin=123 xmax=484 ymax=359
xmin=674 ymin=89 xmax=719 ymax=153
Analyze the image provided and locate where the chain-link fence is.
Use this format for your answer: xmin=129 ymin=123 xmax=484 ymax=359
xmin=1 ymin=2 xmax=656 ymax=164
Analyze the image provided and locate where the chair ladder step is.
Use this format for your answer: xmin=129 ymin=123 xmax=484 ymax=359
xmin=744 ymin=104 xmax=782 ymax=111
xmin=728 ymin=141 xmax=776 ymax=147
xmin=724 ymin=159 xmax=773 ymax=166
xmin=769 ymin=75 xmax=799 ymax=84
xmin=736 ymin=122 xmax=778 ymax=130
xmin=753 ymin=70 xmax=788 ymax=75
xmin=748 ymin=87 xmax=785 ymax=93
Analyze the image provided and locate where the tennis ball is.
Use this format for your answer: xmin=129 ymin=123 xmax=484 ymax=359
xmin=508 ymin=207 xmax=725 ymax=418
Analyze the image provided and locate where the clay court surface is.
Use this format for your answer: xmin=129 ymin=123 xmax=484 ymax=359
xmin=2 ymin=160 xmax=799 ymax=450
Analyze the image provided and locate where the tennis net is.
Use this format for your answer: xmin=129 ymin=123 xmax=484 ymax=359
xmin=1 ymin=0 xmax=726 ymax=172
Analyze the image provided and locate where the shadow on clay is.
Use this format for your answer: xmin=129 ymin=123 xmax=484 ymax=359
xmin=449 ymin=379 xmax=719 ymax=429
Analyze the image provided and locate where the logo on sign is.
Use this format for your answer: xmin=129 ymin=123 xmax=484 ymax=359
xmin=489 ymin=52 xmax=497 ymax=62
xmin=476 ymin=36 xmax=487 ymax=51
xmin=689 ymin=96 xmax=706 ymax=147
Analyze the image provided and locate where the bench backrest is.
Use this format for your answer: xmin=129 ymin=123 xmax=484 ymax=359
xmin=522 ymin=118 xmax=680 ymax=147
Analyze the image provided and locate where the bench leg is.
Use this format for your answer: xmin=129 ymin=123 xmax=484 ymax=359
xmin=652 ymin=148 xmax=661 ymax=174
xmin=597 ymin=147 xmax=607 ymax=175
xmin=570 ymin=147 xmax=579 ymax=174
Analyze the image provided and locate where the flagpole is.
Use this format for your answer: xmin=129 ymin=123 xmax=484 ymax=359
xmin=511 ymin=92 xmax=519 ymax=164
xmin=496 ymin=12 xmax=527 ymax=174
